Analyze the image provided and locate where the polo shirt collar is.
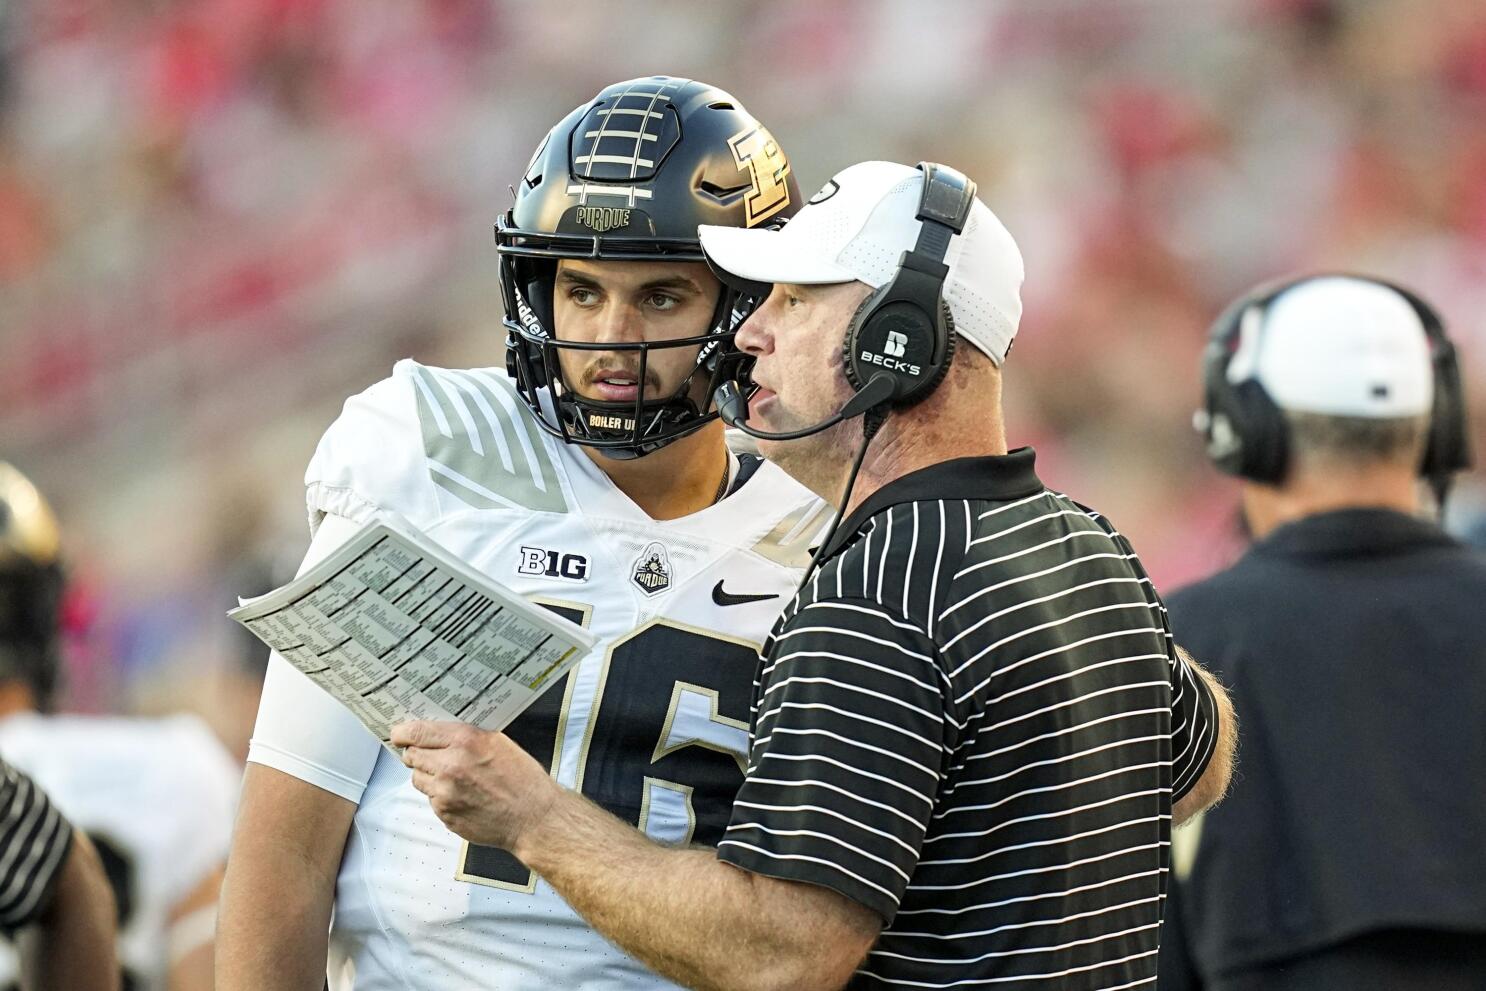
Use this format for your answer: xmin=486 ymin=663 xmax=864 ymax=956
xmin=821 ymin=447 xmax=1044 ymax=561
xmin=1252 ymin=507 xmax=1456 ymax=561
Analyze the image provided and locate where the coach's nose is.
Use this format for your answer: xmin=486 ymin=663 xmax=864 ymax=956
xmin=734 ymin=289 xmax=781 ymax=356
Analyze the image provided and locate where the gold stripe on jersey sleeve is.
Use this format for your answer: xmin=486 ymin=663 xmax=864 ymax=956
xmin=750 ymin=499 xmax=832 ymax=570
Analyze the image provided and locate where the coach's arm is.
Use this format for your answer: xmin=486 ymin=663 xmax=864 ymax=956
xmin=394 ymin=721 xmax=879 ymax=991
xmin=1172 ymin=646 xmax=1235 ymax=826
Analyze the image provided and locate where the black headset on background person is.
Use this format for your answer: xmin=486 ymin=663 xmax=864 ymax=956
xmin=714 ymin=161 xmax=977 ymax=580
xmin=715 ymin=161 xmax=975 ymax=442
xmin=1196 ymin=272 xmax=1472 ymax=509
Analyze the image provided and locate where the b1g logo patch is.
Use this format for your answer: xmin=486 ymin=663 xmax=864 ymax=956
xmin=517 ymin=546 xmax=590 ymax=583
xmin=631 ymin=542 xmax=673 ymax=596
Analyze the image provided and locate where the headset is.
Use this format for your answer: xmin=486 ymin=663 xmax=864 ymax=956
xmin=714 ymin=162 xmax=977 ymax=581
xmin=714 ymin=161 xmax=975 ymax=442
xmin=1196 ymin=272 xmax=1472 ymax=507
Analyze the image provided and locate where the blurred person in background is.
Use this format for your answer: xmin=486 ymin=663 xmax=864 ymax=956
xmin=1159 ymin=274 xmax=1486 ymax=990
xmin=0 ymin=756 xmax=119 ymax=991
xmin=216 ymin=76 xmax=828 ymax=991
xmin=0 ymin=463 xmax=238 ymax=991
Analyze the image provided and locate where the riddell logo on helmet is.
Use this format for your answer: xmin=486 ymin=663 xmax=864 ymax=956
xmin=576 ymin=207 xmax=632 ymax=232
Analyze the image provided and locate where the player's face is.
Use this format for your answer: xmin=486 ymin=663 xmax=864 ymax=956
xmin=733 ymin=280 xmax=872 ymax=486
xmin=551 ymin=259 xmax=722 ymax=407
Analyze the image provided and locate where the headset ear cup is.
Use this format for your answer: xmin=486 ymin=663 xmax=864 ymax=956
xmin=1231 ymin=379 xmax=1289 ymax=483
xmin=1421 ymin=335 xmax=1472 ymax=477
xmin=841 ymin=290 xmax=956 ymax=408
xmin=1201 ymin=344 xmax=1289 ymax=483
xmin=842 ymin=283 xmax=893 ymax=392
xmin=904 ymin=299 xmax=957 ymax=402
xmin=1200 ymin=289 xmax=1297 ymax=484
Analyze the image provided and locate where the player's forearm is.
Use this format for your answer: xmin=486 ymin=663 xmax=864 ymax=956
xmin=215 ymin=838 xmax=334 ymax=990
xmin=17 ymin=830 xmax=120 ymax=991
xmin=519 ymin=790 xmax=856 ymax=991
xmin=216 ymin=766 xmax=354 ymax=991
xmin=215 ymin=837 xmax=336 ymax=991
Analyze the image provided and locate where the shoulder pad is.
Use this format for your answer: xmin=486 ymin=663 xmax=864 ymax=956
xmin=305 ymin=365 xmax=435 ymax=532
xmin=306 ymin=362 xmax=570 ymax=534
xmin=402 ymin=362 xmax=568 ymax=515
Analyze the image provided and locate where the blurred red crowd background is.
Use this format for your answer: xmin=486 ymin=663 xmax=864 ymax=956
xmin=0 ymin=0 xmax=1482 ymax=752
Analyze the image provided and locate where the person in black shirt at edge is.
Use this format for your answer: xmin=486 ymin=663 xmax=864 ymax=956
xmin=391 ymin=160 xmax=1236 ymax=991
xmin=1158 ymin=274 xmax=1486 ymax=990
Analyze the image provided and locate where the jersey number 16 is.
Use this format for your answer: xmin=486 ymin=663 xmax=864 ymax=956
xmin=457 ymin=604 xmax=757 ymax=891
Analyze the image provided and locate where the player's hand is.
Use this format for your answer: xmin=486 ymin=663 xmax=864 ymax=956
xmin=392 ymin=721 xmax=559 ymax=852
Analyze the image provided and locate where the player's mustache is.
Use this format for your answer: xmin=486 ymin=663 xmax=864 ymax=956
xmin=579 ymin=359 xmax=662 ymax=390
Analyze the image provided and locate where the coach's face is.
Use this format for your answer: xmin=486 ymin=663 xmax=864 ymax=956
xmin=735 ymin=280 xmax=874 ymax=495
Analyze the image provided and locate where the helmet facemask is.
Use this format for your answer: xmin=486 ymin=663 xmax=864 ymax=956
xmin=501 ymin=248 xmax=760 ymax=460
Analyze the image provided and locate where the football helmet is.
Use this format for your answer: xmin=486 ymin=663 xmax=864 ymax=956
xmin=0 ymin=462 xmax=63 ymax=709
xmin=498 ymin=75 xmax=800 ymax=459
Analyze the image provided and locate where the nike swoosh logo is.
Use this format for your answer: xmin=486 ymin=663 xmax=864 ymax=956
xmin=711 ymin=580 xmax=781 ymax=607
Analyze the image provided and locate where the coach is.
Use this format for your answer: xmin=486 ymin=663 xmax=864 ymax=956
xmin=1158 ymin=275 xmax=1486 ymax=990
xmin=394 ymin=161 xmax=1235 ymax=990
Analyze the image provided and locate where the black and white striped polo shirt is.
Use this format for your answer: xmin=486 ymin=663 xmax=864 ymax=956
xmin=0 ymin=755 xmax=73 ymax=931
xmin=718 ymin=448 xmax=1218 ymax=990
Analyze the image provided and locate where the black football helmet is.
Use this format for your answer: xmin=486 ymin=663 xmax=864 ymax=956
xmin=498 ymin=75 xmax=800 ymax=459
xmin=0 ymin=463 xmax=64 ymax=710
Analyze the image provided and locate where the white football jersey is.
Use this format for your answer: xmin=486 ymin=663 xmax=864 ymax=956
xmin=0 ymin=713 xmax=239 ymax=991
xmin=247 ymin=361 xmax=828 ymax=991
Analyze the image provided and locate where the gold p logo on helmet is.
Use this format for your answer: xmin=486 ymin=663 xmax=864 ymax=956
xmin=727 ymin=124 xmax=792 ymax=228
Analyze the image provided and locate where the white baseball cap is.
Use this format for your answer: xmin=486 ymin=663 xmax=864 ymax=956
xmin=698 ymin=161 xmax=1025 ymax=365
xmin=1227 ymin=276 xmax=1434 ymax=417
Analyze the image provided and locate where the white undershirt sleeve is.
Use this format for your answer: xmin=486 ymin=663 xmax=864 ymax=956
xmin=244 ymin=513 xmax=381 ymax=804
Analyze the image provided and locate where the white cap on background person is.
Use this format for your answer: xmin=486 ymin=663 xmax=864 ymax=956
xmin=1226 ymin=276 xmax=1434 ymax=417
xmin=697 ymin=160 xmax=1025 ymax=365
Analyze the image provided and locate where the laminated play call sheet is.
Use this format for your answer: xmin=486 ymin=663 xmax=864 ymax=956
xmin=230 ymin=520 xmax=596 ymax=745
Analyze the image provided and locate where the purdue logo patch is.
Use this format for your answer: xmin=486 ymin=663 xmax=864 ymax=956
xmin=575 ymin=206 xmax=631 ymax=232
xmin=631 ymin=542 xmax=672 ymax=596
